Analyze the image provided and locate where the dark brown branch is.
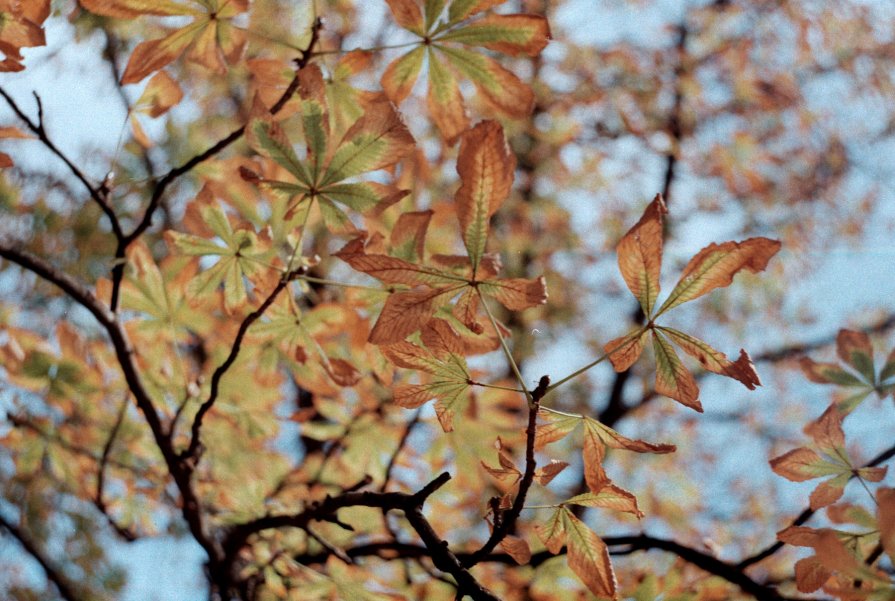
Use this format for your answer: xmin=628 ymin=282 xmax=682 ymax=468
xmin=0 ymin=88 xmax=124 ymax=241
xmin=224 ymin=472 xmax=499 ymax=600
xmin=737 ymin=440 xmax=895 ymax=569
xmin=95 ymin=397 xmax=137 ymax=541
xmin=109 ymin=17 xmax=323 ymax=312
xmin=462 ymin=375 xmax=549 ymax=568
xmin=183 ymin=271 xmax=300 ymax=460
xmin=0 ymin=514 xmax=82 ymax=601
xmin=0 ymin=243 xmax=223 ymax=577
xmin=295 ymin=533 xmax=805 ymax=601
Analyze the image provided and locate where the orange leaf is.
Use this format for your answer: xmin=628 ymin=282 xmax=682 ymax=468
xmin=385 ymin=0 xmax=425 ymax=35
xmin=121 ymin=23 xmax=204 ymax=84
xmin=382 ymin=46 xmax=426 ymax=104
xmin=878 ymin=488 xmax=895 ymax=564
xmin=335 ymin=236 xmax=458 ymax=287
xmin=79 ymin=0 xmax=190 ymax=18
xmin=534 ymin=460 xmax=569 ymax=486
xmin=803 ymin=404 xmax=845 ymax=453
xmin=616 ymin=194 xmax=666 ymax=317
xmin=836 ymin=329 xmax=875 ymax=381
xmin=499 ymin=535 xmax=531 ymax=565
xmin=794 ymin=556 xmax=830 ymax=593
xmin=658 ymin=327 xmax=761 ymax=390
xmin=420 ymin=319 xmax=466 ymax=356
xmin=535 ymin=508 xmax=566 ymax=554
xmin=455 ymin=120 xmax=515 ymax=271
xmin=439 ymin=14 xmax=550 ymax=57
xmin=369 ymin=288 xmax=456 ymax=344
xmin=437 ymin=45 xmax=535 ymax=117
xmin=562 ymin=510 xmax=618 ymax=600
xmin=479 ymin=277 xmax=548 ymax=311
xmin=390 ymin=210 xmax=433 ymax=263
xmin=323 ymin=357 xmax=361 ymax=387
xmin=656 ymin=237 xmax=781 ymax=316
xmin=135 ymin=70 xmax=184 ymax=117
xmin=603 ymin=329 xmax=648 ymax=372
xmin=426 ymin=48 xmax=469 ymax=143
xmin=652 ymin=330 xmax=701 ymax=411
xmin=769 ymin=448 xmax=828 ymax=482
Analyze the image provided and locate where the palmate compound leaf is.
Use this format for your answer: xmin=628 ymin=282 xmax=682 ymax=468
xmin=381 ymin=0 xmax=550 ymax=142
xmin=770 ymin=405 xmax=888 ymax=510
xmin=380 ymin=320 xmax=472 ymax=431
xmin=244 ymin=65 xmax=415 ymax=227
xmin=81 ymin=0 xmax=248 ymax=84
xmin=605 ymin=194 xmax=780 ymax=410
xmin=535 ymin=506 xmax=618 ymax=600
xmin=164 ymin=186 xmax=274 ymax=314
xmin=798 ymin=329 xmax=895 ymax=415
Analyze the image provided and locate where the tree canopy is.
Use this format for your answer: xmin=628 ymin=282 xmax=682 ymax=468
xmin=1 ymin=1 xmax=895 ymax=600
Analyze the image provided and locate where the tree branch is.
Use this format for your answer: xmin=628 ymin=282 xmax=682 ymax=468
xmin=109 ymin=17 xmax=323 ymax=312
xmin=737 ymin=439 xmax=895 ymax=569
xmin=295 ymin=533 xmax=810 ymax=601
xmin=0 ymin=88 xmax=124 ymax=242
xmin=462 ymin=376 xmax=549 ymax=567
xmin=223 ymin=472 xmax=500 ymax=600
xmin=183 ymin=270 xmax=301 ymax=461
xmin=0 ymin=243 xmax=223 ymax=574
xmin=0 ymin=514 xmax=83 ymax=601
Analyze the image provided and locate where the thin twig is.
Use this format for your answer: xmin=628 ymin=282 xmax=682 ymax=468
xmin=0 ymin=514 xmax=83 ymax=601
xmin=183 ymin=270 xmax=302 ymax=460
xmin=462 ymin=375 xmax=550 ymax=568
xmin=0 ymin=88 xmax=124 ymax=241
xmin=95 ymin=397 xmax=137 ymax=541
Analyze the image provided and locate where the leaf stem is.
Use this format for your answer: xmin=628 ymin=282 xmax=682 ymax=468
xmin=471 ymin=382 xmax=526 ymax=393
xmin=546 ymin=326 xmax=647 ymax=394
xmin=477 ymin=291 xmax=532 ymax=403
xmin=296 ymin=274 xmax=383 ymax=291
xmin=310 ymin=41 xmax=421 ymax=56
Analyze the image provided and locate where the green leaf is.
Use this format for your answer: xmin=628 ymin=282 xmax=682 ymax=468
xmin=246 ymin=114 xmax=312 ymax=185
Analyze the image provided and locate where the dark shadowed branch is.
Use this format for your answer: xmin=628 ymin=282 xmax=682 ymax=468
xmin=0 ymin=514 xmax=82 ymax=601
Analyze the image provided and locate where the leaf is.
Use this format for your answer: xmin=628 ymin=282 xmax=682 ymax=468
xmin=426 ymin=47 xmax=469 ymax=143
xmin=534 ymin=507 xmax=566 ymax=554
xmin=297 ymin=64 xmax=330 ymax=177
xmin=369 ymin=288 xmax=455 ymax=344
xmin=390 ymin=210 xmax=433 ymax=263
xmin=564 ymin=485 xmax=644 ymax=518
xmin=658 ymin=327 xmax=761 ymax=390
xmin=604 ymin=329 xmax=649 ymax=372
xmin=803 ymin=404 xmax=846 ymax=454
xmin=656 ymin=237 xmax=781 ymax=316
xmin=769 ymin=448 xmax=846 ymax=482
xmin=582 ymin=417 xmax=675 ymax=454
xmin=499 ymin=535 xmax=531 ymax=565
xmin=798 ymin=357 xmax=866 ymax=386
xmin=793 ymin=556 xmax=830 ymax=594
xmin=134 ymin=70 xmax=183 ymax=117
xmin=383 ymin=340 xmax=470 ymax=431
xmin=454 ymin=120 xmax=516 ymax=272
xmin=808 ymin=474 xmax=848 ymax=510
xmin=478 ymin=277 xmax=548 ymax=311
xmin=246 ymin=109 xmax=313 ymax=185
xmin=438 ymin=14 xmax=550 ymax=57
xmin=615 ymin=194 xmax=666 ymax=317
xmin=534 ymin=411 xmax=580 ymax=449
xmin=121 ymin=21 xmax=205 ymax=84
xmin=381 ymin=46 xmax=426 ymax=104
xmin=385 ymin=0 xmax=425 ymax=35
xmin=534 ymin=460 xmax=569 ymax=485
xmin=561 ymin=509 xmax=618 ymax=600
xmin=651 ymin=330 xmax=701 ymax=411
xmin=836 ymin=329 xmax=875 ymax=382
xmin=437 ymin=45 xmax=535 ymax=118
xmin=79 ymin=0 xmax=190 ymax=18
xmin=448 ymin=0 xmax=507 ymax=25
xmin=878 ymin=488 xmax=895 ymax=565
xmin=334 ymin=236 xmax=459 ymax=286
xmin=321 ymin=99 xmax=415 ymax=186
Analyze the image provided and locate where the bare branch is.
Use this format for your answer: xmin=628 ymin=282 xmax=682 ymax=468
xmin=0 ymin=87 xmax=124 ymax=241
xmin=183 ymin=270 xmax=301 ymax=461
xmin=0 ymin=514 xmax=83 ymax=601
xmin=462 ymin=375 xmax=550 ymax=567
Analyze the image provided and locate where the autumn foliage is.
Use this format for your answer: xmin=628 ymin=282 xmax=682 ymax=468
xmin=1 ymin=1 xmax=895 ymax=600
